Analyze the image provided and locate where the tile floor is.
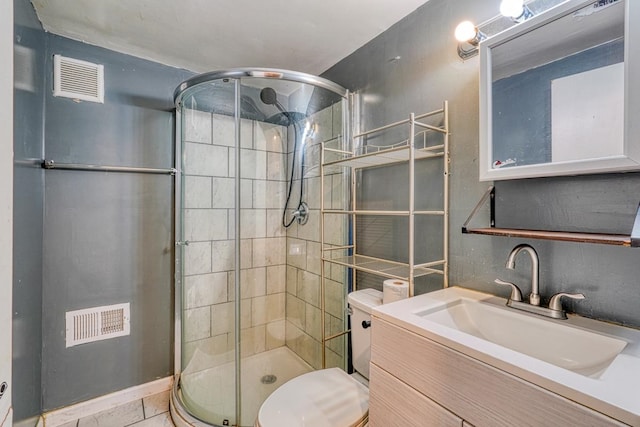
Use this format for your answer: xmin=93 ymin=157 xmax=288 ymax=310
xmin=60 ymin=391 xmax=174 ymax=427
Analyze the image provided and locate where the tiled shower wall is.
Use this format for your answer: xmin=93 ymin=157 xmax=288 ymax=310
xmin=182 ymin=109 xmax=288 ymax=367
xmin=285 ymin=102 xmax=348 ymax=370
xmin=181 ymin=101 xmax=348 ymax=372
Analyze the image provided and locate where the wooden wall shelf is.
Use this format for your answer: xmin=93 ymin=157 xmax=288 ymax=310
xmin=462 ymin=186 xmax=640 ymax=247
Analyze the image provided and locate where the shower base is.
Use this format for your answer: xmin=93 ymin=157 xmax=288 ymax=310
xmin=177 ymin=346 xmax=312 ymax=426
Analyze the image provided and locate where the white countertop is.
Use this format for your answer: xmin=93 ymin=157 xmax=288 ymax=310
xmin=372 ymin=286 xmax=640 ymax=426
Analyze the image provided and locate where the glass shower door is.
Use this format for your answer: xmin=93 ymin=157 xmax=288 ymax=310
xmin=235 ymin=79 xmax=296 ymax=425
xmin=178 ymin=78 xmax=240 ymax=426
xmin=234 ymin=77 xmax=350 ymax=425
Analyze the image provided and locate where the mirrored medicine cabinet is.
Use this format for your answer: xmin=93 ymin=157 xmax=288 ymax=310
xmin=479 ymin=0 xmax=640 ymax=181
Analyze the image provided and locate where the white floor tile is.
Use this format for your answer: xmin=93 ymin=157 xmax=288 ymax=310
xmin=127 ymin=412 xmax=174 ymax=427
xmin=77 ymin=399 xmax=144 ymax=427
xmin=142 ymin=391 xmax=170 ymax=418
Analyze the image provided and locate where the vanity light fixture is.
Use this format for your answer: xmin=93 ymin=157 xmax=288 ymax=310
xmin=500 ymin=0 xmax=534 ymax=22
xmin=455 ymin=20 xmax=486 ymax=60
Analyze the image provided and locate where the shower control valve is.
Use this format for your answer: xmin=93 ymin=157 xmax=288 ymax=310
xmin=293 ymin=202 xmax=309 ymax=225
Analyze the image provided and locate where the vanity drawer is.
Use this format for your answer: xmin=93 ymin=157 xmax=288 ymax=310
xmin=369 ymin=362 xmax=462 ymax=427
xmin=371 ymin=317 xmax=627 ymax=427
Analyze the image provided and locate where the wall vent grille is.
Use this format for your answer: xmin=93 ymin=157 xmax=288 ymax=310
xmin=65 ymin=303 xmax=130 ymax=347
xmin=53 ymin=54 xmax=104 ymax=103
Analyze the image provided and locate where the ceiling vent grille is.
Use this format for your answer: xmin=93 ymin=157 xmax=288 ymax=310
xmin=65 ymin=303 xmax=130 ymax=347
xmin=53 ymin=54 xmax=104 ymax=103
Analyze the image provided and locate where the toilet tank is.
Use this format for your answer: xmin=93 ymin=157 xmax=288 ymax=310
xmin=348 ymin=288 xmax=383 ymax=379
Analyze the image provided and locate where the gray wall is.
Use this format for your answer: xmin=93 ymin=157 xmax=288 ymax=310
xmin=13 ymin=0 xmax=45 ymax=420
xmin=41 ymin=35 xmax=191 ymax=410
xmin=12 ymin=22 xmax=193 ymax=412
xmin=323 ymin=0 xmax=640 ymax=328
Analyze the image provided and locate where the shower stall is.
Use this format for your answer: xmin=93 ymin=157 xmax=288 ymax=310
xmin=171 ymin=69 xmax=350 ymax=426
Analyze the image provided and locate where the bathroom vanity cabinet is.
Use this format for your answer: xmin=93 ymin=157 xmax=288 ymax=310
xmin=368 ymin=317 xmax=627 ymax=427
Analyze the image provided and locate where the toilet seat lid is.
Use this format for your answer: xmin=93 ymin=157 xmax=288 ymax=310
xmin=257 ymin=367 xmax=369 ymax=427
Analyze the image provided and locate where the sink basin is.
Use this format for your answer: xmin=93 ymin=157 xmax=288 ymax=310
xmin=417 ymin=298 xmax=627 ymax=377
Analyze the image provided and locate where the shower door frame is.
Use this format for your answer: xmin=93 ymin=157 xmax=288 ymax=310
xmin=172 ymin=68 xmax=349 ymax=427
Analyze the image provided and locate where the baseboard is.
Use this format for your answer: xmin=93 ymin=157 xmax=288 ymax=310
xmin=42 ymin=377 xmax=173 ymax=427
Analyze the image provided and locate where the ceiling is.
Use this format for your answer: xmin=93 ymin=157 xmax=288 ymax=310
xmin=31 ymin=0 xmax=431 ymax=75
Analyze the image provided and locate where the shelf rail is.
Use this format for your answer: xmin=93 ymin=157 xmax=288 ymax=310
xmin=351 ymin=107 xmax=447 ymax=139
xmin=320 ymin=254 xmax=445 ymax=282
xmin=42 ymin=159 xmax=177 ymax=175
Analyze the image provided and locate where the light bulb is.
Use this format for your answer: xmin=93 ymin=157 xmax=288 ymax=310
xmin=500 ymin=0 xmax=525 ymax=19
xmin=454 ymin=21 xmax=477 ymax=43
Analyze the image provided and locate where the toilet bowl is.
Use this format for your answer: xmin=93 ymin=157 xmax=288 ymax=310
xmin=255 ymin=288 xmax=383 ymax=427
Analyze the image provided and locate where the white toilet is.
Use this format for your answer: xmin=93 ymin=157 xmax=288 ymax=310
xmin=255 ymin=288 xmax=383 ymax=427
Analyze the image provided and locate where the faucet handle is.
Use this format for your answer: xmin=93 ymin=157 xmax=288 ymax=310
xmin=548 ymin=292 xmax=585 ymax=312
xmin=494 ymin=278 xmax=523 ymax=302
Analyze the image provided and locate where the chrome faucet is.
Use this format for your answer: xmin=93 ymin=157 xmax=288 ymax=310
xmin=548 ymin=292 xmax=585 ymax=314
xmin=505 ymin=243 xmax=540 ymax=306
xmin=496 ymin=244 xmax=585 ymax=320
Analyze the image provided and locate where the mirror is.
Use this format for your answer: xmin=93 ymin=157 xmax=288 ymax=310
xmin=479 ymin=0 xmax=640 ymax=181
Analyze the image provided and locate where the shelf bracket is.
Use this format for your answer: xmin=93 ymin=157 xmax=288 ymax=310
xmin=462 ymin=186 xmax=494 ymax=233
